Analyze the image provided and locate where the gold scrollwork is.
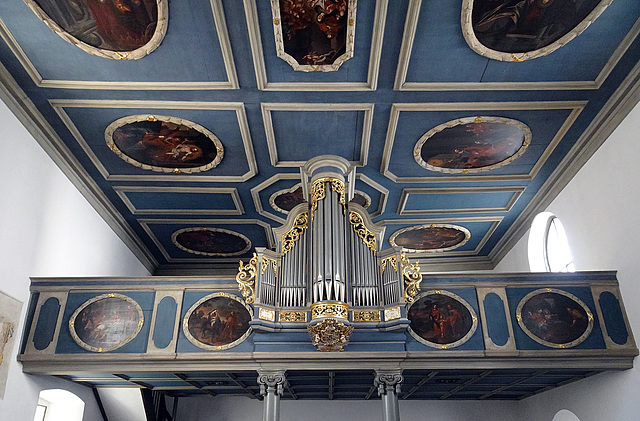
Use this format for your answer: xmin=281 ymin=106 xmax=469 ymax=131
xmin=282 ymin=212 xmax=309 ymax=256
xmin=310 ymin=301 xmax=349 ymax=320
xmin=400 ymin=253 xmax=422 ymax=304
xmin=310 ymin=178 xmax=345 ymax=219
xmin=279 ymin=311 xmax=307 ymax=323
xmin=236 ymin=253 xmax=258 ymax=304
xmin=261 ymin=256 xmax=278 ymax=277
xmin=348 ymin=211 xmax=377 ymax=253
xmin=308 ymin=318 xmax=354 ymax=352
xmin=381 ymin=256 xmax=398 ymax=274
xmin=353 ymin=310 xmax=381 ymax=322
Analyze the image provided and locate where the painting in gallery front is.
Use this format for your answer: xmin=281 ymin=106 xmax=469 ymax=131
xmin=111 ymin=119 xmax=221 ymax=170
xmin=408 ymin=293 xmax=475 ymax=347
xmin=518 ymin=290 xmax=592 ymax=347
xmin=279 ymin=0 xmax=350 ymax=66
xmin=71 ymin=295 xmax=142 ymax=352
xmin=391 ymin=225 xmax=468 ymax=252
xmin=185 ymin=296 xmax=251 ymax=349
xmin=417 ymin=120 xmax=526 ymax=171
xmin=471 ymin=0 xmax=603 ymax=53
xmin=173 ymin=228 xmax=250 ymax=256
xmin=31 ymin=0 xmax=159 ymax=51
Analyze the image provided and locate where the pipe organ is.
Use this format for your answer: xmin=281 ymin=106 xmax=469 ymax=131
xmin=236 ymin=156 xmax=414 ymax=350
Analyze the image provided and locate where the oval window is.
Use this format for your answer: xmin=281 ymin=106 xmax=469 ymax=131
xmin=528 ymin=212 xmax=574 ymax=272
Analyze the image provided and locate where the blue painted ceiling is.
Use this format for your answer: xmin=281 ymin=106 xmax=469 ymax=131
xmin=0 ymin=0 xmax=638 ymax=274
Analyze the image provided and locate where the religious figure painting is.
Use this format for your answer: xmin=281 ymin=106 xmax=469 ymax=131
xmin=390 ymin=224 xmax=470 ymax=252
xmin=271 ymin=185 xmax=306 ymax=214
xmin=25 ymin=0 xmax=167 ymax=59
xmin=462 ymin=0 xmax=612 ymax=61
xmin=184 ymin=294 xmax=252 ymax=350
xmin=414 ymin=117 xmax=531 ymax=174
xmin=517 ymin=289 xmax=593 ymax=348
xmin=70 ymin=294 xmax=143 ymax=352
xmin=105 ymin=115 xmax=224 ymax=173
xmin=408 ymin=291 xmax=477 ymax=349
xmin=271 ymin=0 xmax=356 ymax=71
xmin=172 ymin=228 xmax=251 ymax=257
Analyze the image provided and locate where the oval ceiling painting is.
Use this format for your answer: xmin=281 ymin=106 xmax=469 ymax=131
xmin=390 ymin=224 xmax=470 ymax=252
xmin=172 ymin=228 xmax=251 ymax=257
xmin=408 ymin=290 xmax=478 ymax=349
xmin=270 ymin=185 xmax=306 ymax=214
xmin=516 ymin=289 xmax=594 ymax=348
xmin=414 ymin=116 xmax=531 ymax=174
xmin=69 ymin=293 xmax=143 ymax=352
xmin=271 ymin=0 xmax=356 ymax=71
xmin=24 ymin=0 xmax=167 ymax=60
xmin=183 ymin=293 xmax=252 ymax=351
xmin=105 ymin=115 xmax=224 ymax=173
xmin=462 ymin=0 xmax=613 ymax=61
xmin=351 ymin=191 xmax=371 ymax=209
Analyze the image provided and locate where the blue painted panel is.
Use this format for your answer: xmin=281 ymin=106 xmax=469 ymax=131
xmin=55 ymin=292 xmax=154 ymax=354
xmin=33 ymin=297 xmax=60 ymax=351
xmin=255 ymin=0 xmax=374 ymax=84
xmin=484 ymin=293 xmax=509 ymax=347
xmin=506 ymin=287 xmax=606 ymax=350
xmin=404 ymin=191 xmax=516 ymax=212
xmin=65 ymin=107 xmax=249 ymax=178
xmin=599 ymin=291 xmax=628 ymax=345
xmin=405 ymin=0 xmax=639 ymax=84
xmin=271 ymin=111 xmax=365 ymax=162
xmin=153 ymin=296 xmax=178 ymax=350
xmin=0 ymin=0 xmax=230 ymax=83
xmin=124 ymin=191 xmax=237 ymax=212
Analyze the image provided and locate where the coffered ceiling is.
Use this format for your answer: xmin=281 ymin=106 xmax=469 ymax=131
xmin=0 ymin=0 xmax=638 ymax=274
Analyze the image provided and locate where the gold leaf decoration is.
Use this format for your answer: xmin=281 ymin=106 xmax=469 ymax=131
xmin=236 ymin=253 xmax=258 ymax=304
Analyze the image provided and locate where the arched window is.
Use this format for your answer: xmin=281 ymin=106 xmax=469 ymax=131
xmin=528 ymin=212 xmax=575 ymax=272
xmin=33 ymin=389 xmax=84 ymax=421
xmin=552 ymin=409 xmax=581 ymax=421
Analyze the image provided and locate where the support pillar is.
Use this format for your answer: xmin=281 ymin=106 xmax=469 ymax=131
xmin=374 ymin=369 xmax=403 ymax=421
xmin=257 ymin=370 xmax=286 ymax=421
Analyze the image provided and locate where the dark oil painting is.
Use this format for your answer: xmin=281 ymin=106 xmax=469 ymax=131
xmin=279 ymin=0 xmax=349 ymax=65
xmin=273 ymin=186 xmax=305 ymax=212
xmin=73 ymin=296 xmax=141 ymax=351
xmin=420 ymin=122 xmax=525 ymax=170
xmin=520 ymin=291 xmax=590 ymax=345
xmin=350 ymin=192 xmax=370 ymax=209
xmin=186 ymin=296 xmax=251 ymax=348
xmin=112 ymin=120 xmax=219 ymax=169
xmin=174 ymin=229 xmax=249 ymax=256
xmin=472 ymin=0 xmax=603 ymax=53
xmin=408 ymin=294 xmax=474 ymax=346
xmin=34 ymin=0 xmax=158 ymax=51
xmin=393 ymin=226 xmax=467 ymax=251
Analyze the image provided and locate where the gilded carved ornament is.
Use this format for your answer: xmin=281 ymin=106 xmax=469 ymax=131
xmin=381 ymin=256 xmax=398 ymax=275
xmin=281 ymin=212 xmax=308 ymax=256
xmin=400 ymin=253 xmax=422 ymax=304
xmin=236 ymin=253 xmax=258 ymax=304
xmin=310 ymin=178 xmax=345 ymax=219
xmin=261 ymin=256 xmax=279 ymax=277
xmin=348 ymin=211 xmax=377 ymax=253
xmin=308 ymin=318 xmax=354 ymax=352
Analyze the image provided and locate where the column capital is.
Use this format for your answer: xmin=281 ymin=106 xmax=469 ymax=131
xmin=257 ymin=370 xmax=286 ymax=397
xmin=374 ymin=369 xmax=403 ymax=396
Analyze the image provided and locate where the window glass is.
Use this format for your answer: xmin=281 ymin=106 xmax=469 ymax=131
xmin=529 ymin=212 xmax=574 ymax=272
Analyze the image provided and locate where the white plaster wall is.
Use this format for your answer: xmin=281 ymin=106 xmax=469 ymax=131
xmin=495 ymin=102 xmax=640 ymax=421
xmin=0 ymin=97 xmax=150 ymax=421
xmin=176 ymin=395 xmax=520 ymax=421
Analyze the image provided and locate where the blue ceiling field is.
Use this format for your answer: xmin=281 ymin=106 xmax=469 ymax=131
xmin=0 ymin=0 xmax=638 ymax=273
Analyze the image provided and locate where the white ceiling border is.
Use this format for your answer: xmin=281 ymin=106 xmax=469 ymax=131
xmin=250 ymin=173 xmax=301 ymax=224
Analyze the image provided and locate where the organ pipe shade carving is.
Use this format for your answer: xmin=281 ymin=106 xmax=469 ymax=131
xmin=381 ymin=256 xmax=398 ymax=274
xmin=236 ymin=253 xmax=258 ymax=304
xmin=310 ymin=178 xmax=345 ymax=219
xmin=281 ymin=212 xmax=308 ymax=256
xmin=349 ymin=211 xmax=377 ymax=253
xmin=401 ymin=253 xmax=422 ymax=304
